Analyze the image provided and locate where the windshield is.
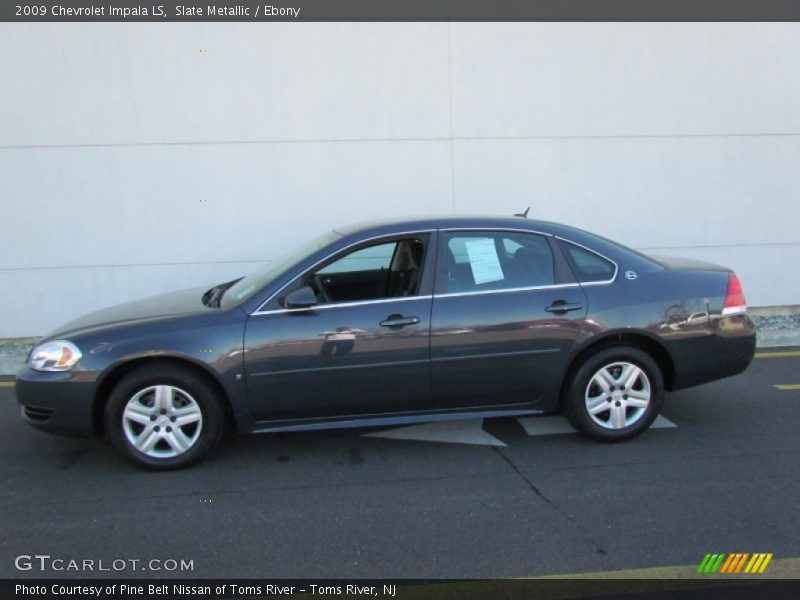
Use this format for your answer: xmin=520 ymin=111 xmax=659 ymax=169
xmin=219 ymin=230 xmax=341 ymax=309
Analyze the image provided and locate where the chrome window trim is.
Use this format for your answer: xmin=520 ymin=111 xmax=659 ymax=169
xmin=251 ymin=229 xmax=435 ymax=315
xmin=253 ymin=294 xmax=433 ymax=316
xmin=555 ymin=236 xmax=619 ymax=286
xmin=435 ymin=283 xmax=581 ymax=299
xmin=443 ymin=226 xmax=553 ymax=237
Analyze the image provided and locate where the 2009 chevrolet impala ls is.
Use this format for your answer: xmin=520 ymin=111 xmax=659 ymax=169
xmin=16 ymin=216 xmax=755 ymax=469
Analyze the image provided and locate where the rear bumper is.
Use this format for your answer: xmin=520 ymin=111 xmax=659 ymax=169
xmin=15 ymin=366 xmax=98 ymax=437
xmin=669 ymin=314 xmax=756 ymax=390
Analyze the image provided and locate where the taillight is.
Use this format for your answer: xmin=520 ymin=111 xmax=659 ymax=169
xmin=722 ymin=272 xmax=747 ymax=316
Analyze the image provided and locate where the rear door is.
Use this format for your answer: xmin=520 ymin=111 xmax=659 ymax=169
xmin=430 ymin=229 xmax=588 ymax=408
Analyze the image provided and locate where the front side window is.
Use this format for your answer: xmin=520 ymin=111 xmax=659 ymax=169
xmin=444 ymin=232 xmax=555 ymax=293
xmin=306 ymin=237 xmax=426 ymax=304
xmin=318 ymin=242 xmax=396 ymax=274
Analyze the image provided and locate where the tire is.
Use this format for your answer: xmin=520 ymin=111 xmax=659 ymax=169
xmin=104 ymin=364 xmax=225 ymax=470
xmin=563 ymin=346 xmax=664 ymax=442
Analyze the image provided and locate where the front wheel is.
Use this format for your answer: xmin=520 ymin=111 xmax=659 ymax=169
xmin=104 ymin=365 xmax=225 ymax=470
xmin=564 ymin=346 xmax=664 ymax=442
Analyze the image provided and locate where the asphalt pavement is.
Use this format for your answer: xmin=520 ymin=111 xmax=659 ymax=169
xmin=1 ymin=350 xmax=799 ymax=579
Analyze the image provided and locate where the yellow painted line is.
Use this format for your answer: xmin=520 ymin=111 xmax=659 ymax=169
xmin=755 ymin=350 xmax=800 ymax=358
xmin=0 ymin=381 xmax=15 ymax=388
xmin=774 ymin=384 xmax=800 ymax=390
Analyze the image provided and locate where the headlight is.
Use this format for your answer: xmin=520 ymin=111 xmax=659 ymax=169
xmin=28 ymin=340 xmax=82 ymax=372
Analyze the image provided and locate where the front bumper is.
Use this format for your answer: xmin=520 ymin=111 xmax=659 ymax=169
xmin=15 ymin=366 xmax=98 ymax=437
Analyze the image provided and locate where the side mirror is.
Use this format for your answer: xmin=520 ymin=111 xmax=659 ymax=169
xmin=282 ymin=286 xmax=318 ymax=309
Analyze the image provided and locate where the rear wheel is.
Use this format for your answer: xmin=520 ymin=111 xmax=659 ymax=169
xmin=564 ymin=346 xmax=663 ymax=442
xmin=104 ymin=365 xmax=225 ymax=470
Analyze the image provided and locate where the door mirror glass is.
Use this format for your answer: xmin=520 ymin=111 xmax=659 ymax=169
xmin=282 ymin=286 xmax=318 ymax=308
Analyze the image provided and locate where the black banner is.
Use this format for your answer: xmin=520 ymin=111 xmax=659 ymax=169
xmin=5 ymin=579 xmax=800 ymax=600
xmin=3 ymin=0 xmax=800 ymax=22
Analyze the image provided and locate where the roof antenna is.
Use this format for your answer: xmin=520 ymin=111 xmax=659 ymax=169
xmin=514 ymin=206 xmax=531 ymax=219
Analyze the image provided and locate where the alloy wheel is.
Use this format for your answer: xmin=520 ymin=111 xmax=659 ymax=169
xmin=122 ymin=385 xmax=203 ymax=458
xmin=584 ymin=361 xmax=651 ymax=430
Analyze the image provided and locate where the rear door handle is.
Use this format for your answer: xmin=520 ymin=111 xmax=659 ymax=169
xmin=545 ymin=301 xmax=584 ymax=314
xmin=379 ymin=315 xmax=420 ymax=328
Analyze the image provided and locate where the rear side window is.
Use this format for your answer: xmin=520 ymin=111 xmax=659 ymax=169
xmin=444 ymin=231 xmax=554 ymax=292
xmin=560 ymin=242 xmax=616 ymax=283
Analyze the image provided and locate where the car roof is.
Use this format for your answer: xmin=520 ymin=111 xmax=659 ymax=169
xmin=333 ymin=215 xmax=568 ymax=237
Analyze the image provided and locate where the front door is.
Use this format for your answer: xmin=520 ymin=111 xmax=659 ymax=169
xmin=244 ymin=233 xmax=436 ymax=421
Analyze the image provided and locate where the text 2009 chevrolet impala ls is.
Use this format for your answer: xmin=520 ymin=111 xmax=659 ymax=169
xmin=16 ymin=216 xmax=755 ymax=469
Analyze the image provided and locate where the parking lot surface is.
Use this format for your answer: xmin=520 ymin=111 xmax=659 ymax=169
xmin=1 ymin=351 xmax=799 ymax=579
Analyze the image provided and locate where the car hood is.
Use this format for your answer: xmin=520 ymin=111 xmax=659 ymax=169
xmin=47 ymin=285 xmax=215 ymax=338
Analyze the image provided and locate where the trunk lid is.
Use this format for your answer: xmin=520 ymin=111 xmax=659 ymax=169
xmin=647 ymin=254 xmax=731 ymax=273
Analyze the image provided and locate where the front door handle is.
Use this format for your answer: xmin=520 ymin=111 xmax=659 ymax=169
xmin=379 ymin=315 xmax=420 ymax=328
xmin=545 ymin=301 xmax=584 ymax=314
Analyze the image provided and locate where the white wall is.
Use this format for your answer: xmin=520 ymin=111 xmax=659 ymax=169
xmin=1 ymin=23 xmax=798 ymax=337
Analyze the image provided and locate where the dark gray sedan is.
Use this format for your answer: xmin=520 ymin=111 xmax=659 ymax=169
xmin=16 ymin=216 xmax=755 ymax=469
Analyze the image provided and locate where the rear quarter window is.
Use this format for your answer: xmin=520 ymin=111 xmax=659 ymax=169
xmin=560 ymin=242 xmax=616 ymax=283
